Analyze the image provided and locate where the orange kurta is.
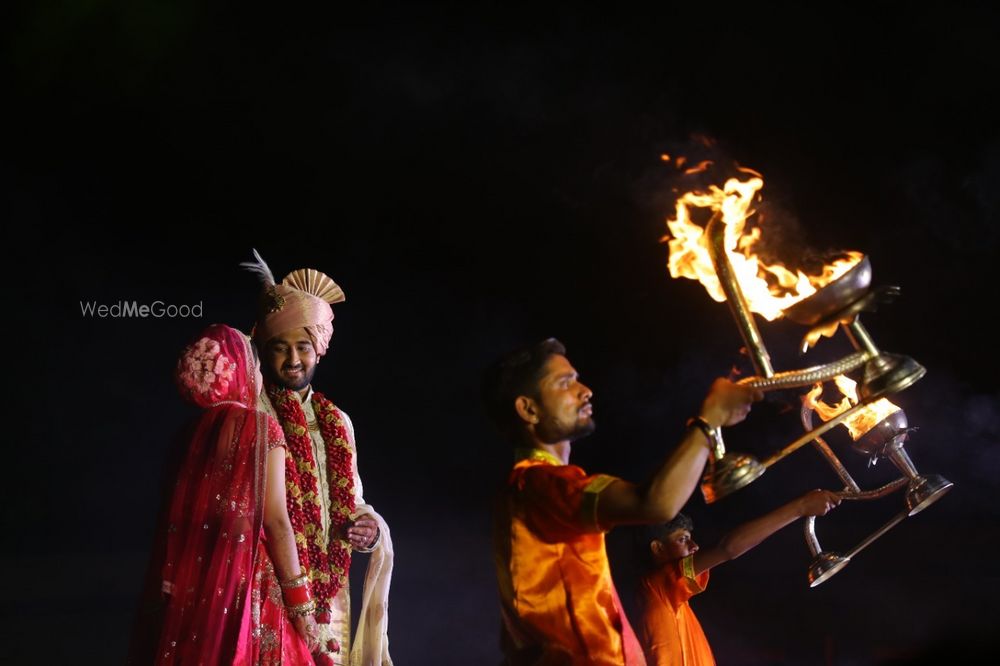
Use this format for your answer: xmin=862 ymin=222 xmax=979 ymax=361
xmin=636 ymin=555 xmax=715 ymax=666
xmin=494 ymin=449 xmax=645 ymax=666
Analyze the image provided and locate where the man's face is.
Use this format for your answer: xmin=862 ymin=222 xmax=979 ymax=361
xmin=529 ymin=354 xmax=595 ymax=443
xmin=655 ymin=529 xmax=699 ymax=563
xmin=262 ymin=328 xmax=318 ymax=391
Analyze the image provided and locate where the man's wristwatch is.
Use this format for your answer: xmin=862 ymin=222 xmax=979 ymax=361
xmin=686 ymin=416 xmax=726 ymax=459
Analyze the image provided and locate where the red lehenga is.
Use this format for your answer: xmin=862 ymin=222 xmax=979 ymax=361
xmin=142 ymin=324 xmax=314 ymax=665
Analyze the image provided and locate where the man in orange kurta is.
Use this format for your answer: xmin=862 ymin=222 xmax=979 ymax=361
xmin=484 ymin=338 xmax=763 ymax=665
xmin=635 ymin=490 xmax=841 ymax=665
xmin=494 ymin=448 xmax=638 ymax=665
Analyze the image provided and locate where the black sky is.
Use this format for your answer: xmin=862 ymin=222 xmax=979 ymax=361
xmin=5 ymin=3 xmax=1000 ymax=664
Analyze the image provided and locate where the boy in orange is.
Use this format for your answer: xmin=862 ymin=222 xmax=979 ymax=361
xmin=635 ymin=490 xmax=841 ymax=665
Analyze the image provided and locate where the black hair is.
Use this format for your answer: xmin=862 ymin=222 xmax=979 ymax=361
xmin=481 ymin=338 xmax=567 ymax=440
xmin=633 ymin=513 xmax=695 ymax=570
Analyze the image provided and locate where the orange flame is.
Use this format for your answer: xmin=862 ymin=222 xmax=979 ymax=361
xmin=683 ymin=160 xmax=714 ymax=175
xmin=664 ymin=170 xmax=863 ymax=321
xmin=803 ymin=376 xmax=901 ymax=440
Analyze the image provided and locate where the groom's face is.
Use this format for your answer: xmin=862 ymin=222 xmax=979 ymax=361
xmin=262 ymin=328 xmax=318 ymax=391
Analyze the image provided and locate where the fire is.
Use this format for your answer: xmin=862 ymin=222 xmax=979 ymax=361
xmin=664 ymin=169 xmax=863 ymax=321
xmin=803 ymin=375 xmax=901 ymax=440
xmin=683 ymin=160 xmax=714 ymax=175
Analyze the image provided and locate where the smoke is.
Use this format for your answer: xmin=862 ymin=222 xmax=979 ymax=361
xmin=634 ymin=134 xmax=860 ymax=277
xmin=891 ymin=137 xmax=1000 ymax=257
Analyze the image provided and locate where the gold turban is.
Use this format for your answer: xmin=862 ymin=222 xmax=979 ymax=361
xmin=243 ymin=251 xmax=345 ymax=357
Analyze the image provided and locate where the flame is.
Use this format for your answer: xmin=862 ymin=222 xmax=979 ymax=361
xmin=803 ymin=376 xmax=901 ymax=440
xmin=683 ymin=160 xmax=715 ymax=175
xmin=664 ymin=170 xmax=863 ymax=321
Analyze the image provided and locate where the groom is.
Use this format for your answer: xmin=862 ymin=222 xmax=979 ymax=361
xmin=244 ymin=251 xmax=392 ymax=666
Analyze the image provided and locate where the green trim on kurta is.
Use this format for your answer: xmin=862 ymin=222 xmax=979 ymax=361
xmin=582 ymin=474 xmax=617 ymax=532
xmin=512 ymin=448 xmax=619 ymax=532
xmin=513 ymin=447 xmax=564 ymax=466
xmin=681 ymin=554 xmax=697 ymax=581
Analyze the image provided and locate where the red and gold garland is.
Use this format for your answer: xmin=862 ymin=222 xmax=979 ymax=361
xmin=267 ymin=384 xmax=355 ymax=624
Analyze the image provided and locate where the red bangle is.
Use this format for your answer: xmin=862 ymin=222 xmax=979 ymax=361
xmin=282 ymin=582 xmax=312 ymax=607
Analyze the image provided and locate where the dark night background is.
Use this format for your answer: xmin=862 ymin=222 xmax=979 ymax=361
xmin=5 ymin=3 xmax=999 ymax=664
